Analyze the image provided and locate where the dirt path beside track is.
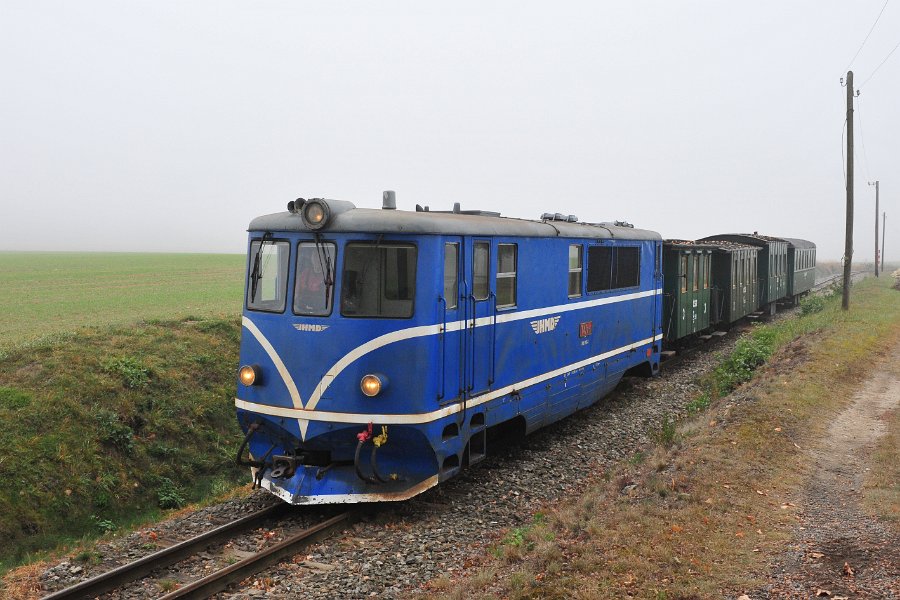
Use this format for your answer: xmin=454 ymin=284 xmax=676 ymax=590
xmin=762 ymin=344 xmax=900 ymax=599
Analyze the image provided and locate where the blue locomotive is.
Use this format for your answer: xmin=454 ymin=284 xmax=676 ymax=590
xmin=235 ymin=193 xmax=663 ymax=504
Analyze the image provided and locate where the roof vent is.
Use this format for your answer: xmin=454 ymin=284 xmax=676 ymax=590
xmin=382 ymin=190 xmax=396 ymax=210
xmin=453 ymin=202 xmax=461 ymax=214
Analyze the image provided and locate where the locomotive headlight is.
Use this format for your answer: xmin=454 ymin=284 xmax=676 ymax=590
xmin=239 ymin=365 xmax=260 ymax=386
xmin=360 ymin=373 xmax=388 ymax=397
xmin=302 ymin=200 xmax=329 ymax=230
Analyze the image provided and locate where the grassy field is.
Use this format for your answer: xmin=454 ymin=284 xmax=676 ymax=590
xmin=423 ymin=277 xmax=900 ymax=599
xmin=0 ymin=252 xmax=244 ymax=352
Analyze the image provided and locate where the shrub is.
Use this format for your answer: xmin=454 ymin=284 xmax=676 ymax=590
xmin=800 ymin=294 xmax=826 ymax=316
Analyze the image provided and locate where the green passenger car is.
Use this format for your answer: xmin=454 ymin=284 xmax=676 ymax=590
xmin=780 ymin=237 xmax=816 ymax=303
xmin=703 ymin=240 xmax=760 ymax=325
xmin=699 ymin=233 xmax=788 ymax=315
xmin=662 ymin=241 xmax=713 ymax=343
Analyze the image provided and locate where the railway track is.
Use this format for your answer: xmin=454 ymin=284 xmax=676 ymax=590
xmin=812 ymin=269 xmax=869 ymax=292
xmin=42 ymin=505 xmax=359 ymax=600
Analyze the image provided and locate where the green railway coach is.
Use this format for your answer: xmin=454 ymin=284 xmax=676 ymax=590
xmin=699 ymin=233 xmax=788 ymax=315
xmin=662 ymin=240 xmax=713 ymax=343
xmin=780 ymin=237 xmax=816 ymax=303
xmin=704 ymin=240 xmax=760 ymax=326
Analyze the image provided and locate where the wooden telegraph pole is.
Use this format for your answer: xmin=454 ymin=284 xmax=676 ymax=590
xmin=843 ymin=71 xmax=854 ymax=310
xmin=869 ymin=181 xmax=879 ymax=277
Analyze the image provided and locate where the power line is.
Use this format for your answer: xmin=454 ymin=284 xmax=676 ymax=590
xmin=843 ymin=0 xmax=891 ymax=73
xmin=859 ymin=36 xmax=900 ymax=87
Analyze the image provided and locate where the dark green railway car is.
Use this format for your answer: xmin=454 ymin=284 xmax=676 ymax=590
xmin=662 ymin=241 xmax=713 ymax=343
xmin=699 ymin=233 xmax=788 ymax=315
xmin=780 ymin=237 xmax=816 ymax=303
xmin=703 ymin=240 xmax=760 ymax=325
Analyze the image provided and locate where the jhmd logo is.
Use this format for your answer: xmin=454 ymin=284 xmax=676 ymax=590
xmin=530 ymin=315 xmax=561 ymax=334
xmin=293 ymin=324 xmax=330 ymax=332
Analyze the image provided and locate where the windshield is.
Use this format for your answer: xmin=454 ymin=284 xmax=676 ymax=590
xmin=246 ymin=239 xmax=290 ymax=312
xmin=341 ymin=243 xmax=417 ymax=318
xmin=294 ymin=242 xmax=335 ymax=316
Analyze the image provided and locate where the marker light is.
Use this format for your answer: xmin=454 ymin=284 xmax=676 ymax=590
xmin=302 ymin=200 xmax=329 ymax=230
xmin=239 ymin=365 xmax=260 ymax=386
xmin=360 ymin=374 xmax=386 ymax=397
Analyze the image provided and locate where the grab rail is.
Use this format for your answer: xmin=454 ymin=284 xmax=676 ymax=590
xmin=437 ymin=295 xmax=447 ymax=400
xmin=489 ymin=291 xmax=497 ymax=385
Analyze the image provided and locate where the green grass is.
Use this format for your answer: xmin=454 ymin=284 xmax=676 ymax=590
xmin=0 ymin=316 xmax=246 ymax=573
xmin=0 ymin=252 xmax=244 ymax=353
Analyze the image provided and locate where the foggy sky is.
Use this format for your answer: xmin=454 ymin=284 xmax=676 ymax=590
xmin=1 ymin=1 xmax=897 ymax=261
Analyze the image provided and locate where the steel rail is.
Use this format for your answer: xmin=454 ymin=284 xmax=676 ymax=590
xmin=41 ymin=503 xmax=287 ymax=600
xmin=157 ymin=510 xmax=360 ymax=600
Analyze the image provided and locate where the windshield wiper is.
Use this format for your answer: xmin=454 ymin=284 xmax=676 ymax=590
xmin=249 ymin=232 xmax=272 ymax=302
xmin=313 ymin=233 xmax=334 ymax=306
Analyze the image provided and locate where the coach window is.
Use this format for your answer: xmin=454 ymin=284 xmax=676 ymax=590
xmin=568 ymin=245 xmax=583 ymax=297
xmin=341 ymin=243 xmax=417 ymax=318
xmin=704 ymin=255 xmax=711 ymax=289
xmin=247 ymin=239 xmax=290 ymax=313
xmin=692 ymin=254 xmax=700 ymax=291
xmin=294 ymin=242 xmax=335 ymax=316
xmin=496 ymin=244 xmax=517 ymax=308
xmin=473 ymin=242 xmax=490 ymax=301
xmin=443 ymin=243 xmax=459 ymax=309
xmin=680 ymin=255 xmax=688 ymax=293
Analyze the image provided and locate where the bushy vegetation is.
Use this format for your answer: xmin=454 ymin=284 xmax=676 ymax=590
xmin=0 ymin=316 xmax=245 ymax=571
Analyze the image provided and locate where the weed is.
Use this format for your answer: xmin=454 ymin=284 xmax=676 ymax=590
xmin=93 ymin=409 xmax=135 ymax=455
xmin=158 ymin=578 xmax=179 ymax=592
xmin=89 ymin=516 xmax=116 ymax=534
xmin=0 ymin=387 xmax=31 ymax=410
xmin=685 ymin=392 xmax=711 ymax=414
xmin=156 ymin=478 xmax=187 ymax=510
xmin=104 ymin=357 xmax=151 ymax=389
xmin=652 ymin=417 xmax=678 ymax=448
xmin=74 ymin=550 xmax=102 ymax=564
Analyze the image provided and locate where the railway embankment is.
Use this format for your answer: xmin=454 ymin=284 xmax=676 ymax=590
xmin=0 ymin=317 xmax=246 ymax=575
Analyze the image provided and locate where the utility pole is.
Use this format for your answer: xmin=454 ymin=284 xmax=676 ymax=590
xmin=869 ymin=180 xmax=879 ymax=277
xmin=843 ymin=71 xmax=854 ymax=310
xmin=883 ymin=212 xmax=887 ymax=272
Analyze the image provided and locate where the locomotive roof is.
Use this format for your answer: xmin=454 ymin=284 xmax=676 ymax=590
xmin=776 ymin=237 xmax=816 ymax=249
xmin=248 ymin=202 xmax=661 ymax=241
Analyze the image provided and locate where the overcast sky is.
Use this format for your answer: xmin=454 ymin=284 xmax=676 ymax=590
xmin=1 ymin=1 xmax=897 ymax=261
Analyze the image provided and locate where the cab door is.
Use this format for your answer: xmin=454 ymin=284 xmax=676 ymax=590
xmin=465 ymin=238 xmax=494 ymax=398
xmin=438 ymin=238 xmax=465 ymax=404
